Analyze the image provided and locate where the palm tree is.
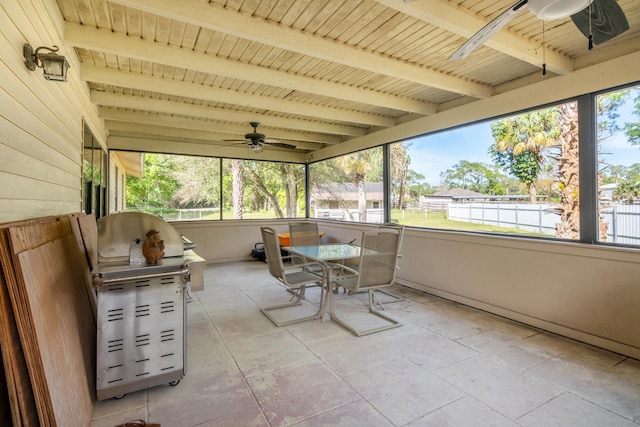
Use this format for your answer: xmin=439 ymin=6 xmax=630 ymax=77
xmin=336 ymin=148 xmax=382 ymax=222
xmin=390 ymin=143 xmax=410 ymax=209
xmin=491 ymin=102 xmax=612 ymax=240
xmin=490 ymin=108 xmax=561 ymax=202
xmin=554 ymin=103 xmax=581 ymax=239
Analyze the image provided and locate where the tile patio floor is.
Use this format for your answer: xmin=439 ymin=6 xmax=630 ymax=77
xmin=90 ymin=261 xmax=640 ymax=427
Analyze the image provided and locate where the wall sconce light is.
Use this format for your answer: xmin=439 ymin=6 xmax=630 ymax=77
xmin=23 ymin=43 xmax=70 ymax=82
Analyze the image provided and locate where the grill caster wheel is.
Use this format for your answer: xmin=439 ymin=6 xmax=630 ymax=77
xmin=113 ymin=394 xmax=125 ymax=399
xmin=169 ymin=380 xmax=180 ymax=386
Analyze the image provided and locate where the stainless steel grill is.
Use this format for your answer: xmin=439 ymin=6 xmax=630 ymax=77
xmin=92 ymin=212 xmax=204 ymax=400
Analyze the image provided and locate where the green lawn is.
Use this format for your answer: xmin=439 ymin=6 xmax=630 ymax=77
xmin=136 ymin=207 xmax=546 ymax=237
xmin=391 ymin=209 xmax=547 ymax=236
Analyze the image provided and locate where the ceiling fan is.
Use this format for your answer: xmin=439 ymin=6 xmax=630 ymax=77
xmin=225 ymin=122 xmax=297 ymax=153
xmin=449 ymin=0 xmax=629 ymax=61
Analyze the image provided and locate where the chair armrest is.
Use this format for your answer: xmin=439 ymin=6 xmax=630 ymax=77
xmin=282 ymin=260 xmax=325 ymax=275
xmin=281 ymin=254 xmax=307 ymax=265
xmin=328 ymin=263 xmax=358 ymax=281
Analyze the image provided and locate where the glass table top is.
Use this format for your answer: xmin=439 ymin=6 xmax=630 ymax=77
xmin=285 ymin=243 xmax=362 ymax=261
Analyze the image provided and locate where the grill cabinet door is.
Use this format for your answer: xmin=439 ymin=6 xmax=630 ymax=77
xmin=96 ymin=273 xmax=184 ymax=397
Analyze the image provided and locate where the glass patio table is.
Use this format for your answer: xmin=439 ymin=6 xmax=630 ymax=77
xmin=284 ymin=243 xmax=363 ymax=263
xmin=283 ymin=243 xmax=374 ymax=317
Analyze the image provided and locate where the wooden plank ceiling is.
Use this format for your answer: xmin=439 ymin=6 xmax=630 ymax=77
xmin=56 ymin=0 xmax=640 ymax=161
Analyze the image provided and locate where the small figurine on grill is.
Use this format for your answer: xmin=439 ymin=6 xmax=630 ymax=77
xmin=142 ymin=229 xmax=165 ymax=265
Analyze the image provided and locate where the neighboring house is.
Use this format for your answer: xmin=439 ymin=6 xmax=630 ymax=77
xmin=311 ymin=182 xmax=384 ymax=210
xmin=419 ymin=188 xmax=543 ymax=211
xmin=419 ymin=188 xmax=489 ymax=211
xmin=311 ymin=182 xmax=384 ymax=222
xmin=600 ymin=183 xmax=618 ymax=201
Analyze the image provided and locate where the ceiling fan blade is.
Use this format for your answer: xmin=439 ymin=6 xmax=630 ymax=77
xmin=223 ymin=122 xmax=294 ymax=149
xmin=264 ymin=141 xmax=297 ymax=150
xmin=570 ymin=0 xmax=629 ymax=45
xmin=449 ymin=0 xmax=529 ymax=60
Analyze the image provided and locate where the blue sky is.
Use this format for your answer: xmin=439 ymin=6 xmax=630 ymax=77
xmin=405 ymin=93 xmax=640 ymax=186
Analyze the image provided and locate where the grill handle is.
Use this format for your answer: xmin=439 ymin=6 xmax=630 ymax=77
xmin=93 ymin=266 xmax=189 ymax=286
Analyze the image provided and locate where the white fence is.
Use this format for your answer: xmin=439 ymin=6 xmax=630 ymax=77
xmin=448 ymin=203 xmax=558 ymax=234
xmin=156 ymin=208 xmax=219 ymax=221
xmin=315 ymin=208 xmax=384 ymax=223
xmin=603 ymin=205 xmax=640 ymax=244
xmin=158 ymin=207 xmax=386 ymax=222
xmin=448 ymin=203 xmax=640 ymax=244
xmin=143 ymin=204 xmax=640 ymax=244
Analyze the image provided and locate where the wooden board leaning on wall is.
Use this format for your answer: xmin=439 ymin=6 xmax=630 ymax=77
xmin=0 ymin=213 xmax=96 ymax=427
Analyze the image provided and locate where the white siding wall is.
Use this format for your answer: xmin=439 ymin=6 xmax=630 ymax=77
xmin=0 ymin=0 xmax=105 ymax=223
xmin=108 ymin=153 xmax=127 ymax=213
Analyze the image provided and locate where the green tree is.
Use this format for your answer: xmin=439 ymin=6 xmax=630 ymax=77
xmin=439 ymin=160 xmax=508 ymax=195
xmin=126 ymin=154 xmax=179 ymax=208
xmin=489 ymin=95 xmax=628 ymax=239
xmin=406 ymin=170 xmax=434 ymax=202
xmin=171 ymin=156 xmax=220 ymax=208
xmin=309 ymin=159 xmax=350 ymax=216
xmin=602 ymin=164 xmax=632 ymax=185
xmin=240 ymin=161 xmax=303 ymax=218
xmin=614 ymin=90 xmax=640 ymax=203
xmin=615 ymin=180 xmax=640 ymax=203
xmin=604 ymin=163 xmax=640 ymax=202
xmin=390 ymin=143 xmax=411 ymax=208
xmin=243 ymin=163 xmax=284 ymax=217
xmin=217 ymin=159 xmax=305 ymax=218
xmin=280 ymin=163 xmax=304 ymax=217
xmin=231 ymin=159 xmax=243 ymax=219
xmin=489 ymin=150 xmax=541 ymax=197
xmin=336 ymin=147 xmax=382 ymax=221
xmin=489 ymin=108 xmax=561 ymax=202
xmin=82 ymin=159 xmax=103 ymax=183
xmin=624 ymin=93 xmax=640 ymax=145
xmin=599 ymin=90 xmax=632 ymax=194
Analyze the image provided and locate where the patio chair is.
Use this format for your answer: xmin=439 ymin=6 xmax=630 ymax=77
xmin=289 ymin=221 xmax=321 ymax=246
xmin=378 ymin=222 xmax=405 ymax=251
xmin=288 ymin=221 xmax=324 ymax=276
xmin=327 ymin=228 xmax=403 ymax=336
xmin=372 ymin=223 xmax=405 ymax=303
xmin=259 ymin=226 xmax=327 ymax=327
xmin=346 ymin=224 xmax=405 ymax=304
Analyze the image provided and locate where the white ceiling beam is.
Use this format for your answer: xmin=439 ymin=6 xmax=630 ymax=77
xmin=91 ymin=91 xmax=364 ymax=138
xmin=104 ymin=120 xmax=326 ymax=151
xmin=112 ymin=151 xmax=144 ymax=178
xmin=375 ymin=0 xmax=574 ymax=75
xmin=108 ymin=136 xmax=308 ymax=162
xmin=99 ymin=108 xmax=342 ymax=146
xmin=80 ymin=65 xmax=395 ymax=127
xmin=107 ymin=0 xmax=493 ymax=98
xmin=108 ymin=129 xmax=317 ymax=151
xmin=574 ymin=35 xmax=640 ymax=70
xmin=107 ymin=122 xmax=240 ymax=144
xmin=65 ymin=23 xmax=436 ymax=116
xmin=313 ymin=51 xmax=640 ymax=161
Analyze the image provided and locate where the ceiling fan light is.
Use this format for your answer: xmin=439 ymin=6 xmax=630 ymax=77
xmin=251 ymin=143 xmax=263 ymax=153
xmin=528 ymin=0 xmax=592 ymax=20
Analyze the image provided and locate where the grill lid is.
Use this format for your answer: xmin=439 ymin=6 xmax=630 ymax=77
xmin=97 ymin=212 xmax=184 ymax=263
